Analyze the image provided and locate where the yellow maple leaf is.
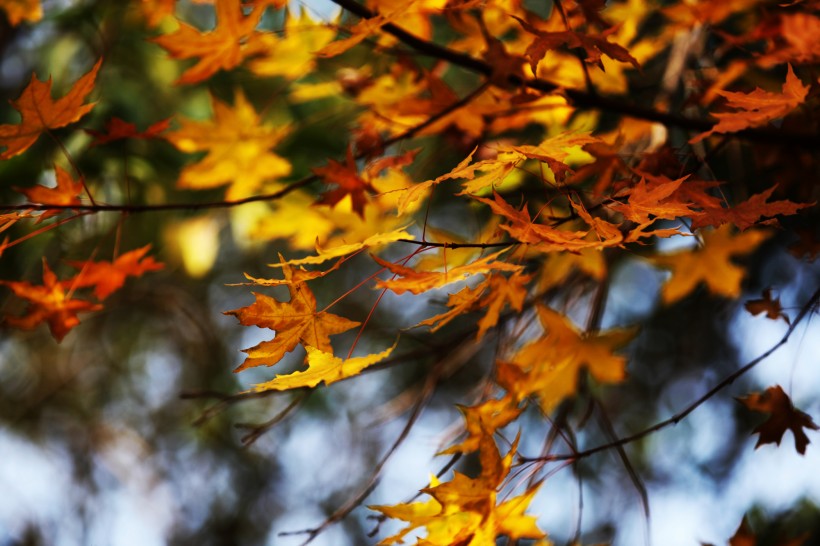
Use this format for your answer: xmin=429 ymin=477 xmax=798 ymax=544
xmin=225 ymin=261 xmax=359 ymax=371
xmin=268 ymin=227 xmax=413 ymax=267
xmin=249 ymin=191 xmax=337 ymax=250
xmin=0 ymin=58 xmax=101 ymax=159
xmin=249 ymin=342 xmax=396 ymax=392
xmin=652 ymin=225 xmax=771 ymax=304
xmin=497 ymin=305 xmax=636 ymax=414
xmin=164 ymin=89 xmax=291 ymax=199
xmin=0 ymin=0 xmax=42 ymax=26
xmin=152 ymin=0 xmax=265 ymax=84
xmin=536 ymin=248 xmax=606 ymax=292
xmin=247 ymin=11 xmax=336 ymax=79
xmin=373 ymin=251 xmax=522 ymax=295
xmin=371 ymin=431 xmax=544 ymax=546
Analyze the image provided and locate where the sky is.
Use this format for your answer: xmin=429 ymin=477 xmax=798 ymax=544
xmin=1 ymin=280 xmax=818 ymax=546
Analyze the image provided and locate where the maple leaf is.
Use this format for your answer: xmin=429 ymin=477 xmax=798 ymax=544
xmin=85 ymin=116 xmax=170 ymax=146
xmin=418 ymin=272 xmax=532 ymax=340
xmin=371 ymin=432 xmax=544 ymax=545
xmin=758 ymin=13 xmax=820 ymax=67
xmin=249 ymin=342 xmax=396 ymax=392
xmin=515 ymin=16 xmax=639 ymax=74
xmin=373 ymin=251 xmax=522 ymax=295
xmin=164 ymin=89 xmax=291 ymax=199
xmin=246 ymin=10 xmax=336 ymax=79
xmin=1 ymin=259 xmax=102 ymax=342
xmin=537 ymin=247 xmax=606 ymax=292
xmin=569 ymin=199 xmax=628 ymax=247
xmin=65 ymin=245 xmax=165 ymax=300
xmin=499 ymin=132 xmax=600 ymax=183
xmin=0 ymin=0 xmax=42 ymax=26
xmin=610 ymin=176 xmax=699 ymax=223
xmin=497 ymin=305 xmax=636 ymax=413
xmin=738 ymin=385 xmax=819 ymax=455
xmin=689 ymin=185 xmax=814 ymax=231
xmin=313 ymin=147 xmax=377 ymax=218
xmin=152 ymin=0 xmax=265 ymax=85
xmin=651 ymin=225 xmax=770 ymax=304
xmin=440 ymin=396 xmax=522 ymax=454
xmin=472 ymin=192 xmax=592 ymax=251
xmin=744 ymin=288 xmax=789 ymax=325
xmin=15 ymin=165 xmax=83 ymax=221
xmin=315 ymin=5 xmax=412 ymax=58
xmin=0 ymin=58 xmax=101 ymax=159
xmin=691 ymin=65 xmax=809 ymax=143
xmin=225 ymin=260 xmax=360 ymax=371
xmin=267 ymin=227 xmax=413 ymax=267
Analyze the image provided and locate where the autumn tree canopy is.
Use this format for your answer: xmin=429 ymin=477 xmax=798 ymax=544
xmin=0 ymin=0 xmax=818 ymax=544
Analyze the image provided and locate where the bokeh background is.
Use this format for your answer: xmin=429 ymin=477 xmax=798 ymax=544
xmin=1 ymin=1 xmax=819 ymax=545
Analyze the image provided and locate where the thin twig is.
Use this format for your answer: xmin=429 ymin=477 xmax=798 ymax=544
xmin=520 ymin=286 xmax=820 ymax=463
xmin=281 ymin=363 xmax=440 ymax=545
xmin=236 ymin=392 xmax=308 ymax=446
xmin=328 ymin=0 xmax=820 ymax=148
xmin=1 ymin=82 xmax=489 ymax=214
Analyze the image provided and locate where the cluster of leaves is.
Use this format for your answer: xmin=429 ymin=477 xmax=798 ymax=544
xmin=1 ymin=0 xmax=819 ymax=544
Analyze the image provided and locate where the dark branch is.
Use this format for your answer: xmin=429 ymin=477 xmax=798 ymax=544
xmin=329 ymin=0 xmax=820 ymax=148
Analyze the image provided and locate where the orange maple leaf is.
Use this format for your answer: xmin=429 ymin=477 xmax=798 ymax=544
xmin=473 ymin=192 xmax=591 ymax=251
xmin=1 ymin=259 xmax=102 ymax=342
xmin=738 ymin=385 xmax=819 ymax=455
xmin=225 ymin=261 xmax=360 ymax=371
xmin=85 ymin=116 xmax=170 ymax=146
xmin=315 ymin=6 xmax=411 ymax=58
xmin=691 ymin=65 xmax=809 ymax=143
xmin=313 ymin=147 xmax=377 ymax=218
xmin=152 ymin=0 xmax=265 ymax=85
xmin=0 ymin=58 xmax=101 ymax=159
xmin=610 ymin=176 xmax=699 ymax=223
xmin=0 ymin=0 xmax=42 ymax=26
xmin=373 ymin=251 xmax=522 ymax=295
xmin=418 ymin=271 xmax=532 ymax=340
xmin=15 ymin=165 xmax=83 ymax=221
xmin=651 ymin=225 xmax=770 ymax=304
xmin=65 ymin=245 xmax=165 ymax=300
xmin=497 ymin=305 xmax=636 ymax=413
xmin=689 ymin=185 xmax=814 ymax=231
xmin=440 ymin=396 xmax=522 ymax=454
xmin=515 ymin=16 xmax=639 ymax=74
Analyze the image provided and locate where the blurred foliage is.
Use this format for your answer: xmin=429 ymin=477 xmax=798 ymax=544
xmin=0 ymin=1 xmax=818 ymax=546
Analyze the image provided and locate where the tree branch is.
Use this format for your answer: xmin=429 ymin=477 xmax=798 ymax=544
xmin=0 ymin=82 xmax=490 ymax=214
xmin=329 ymin=0 xmax=820 ymax=148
